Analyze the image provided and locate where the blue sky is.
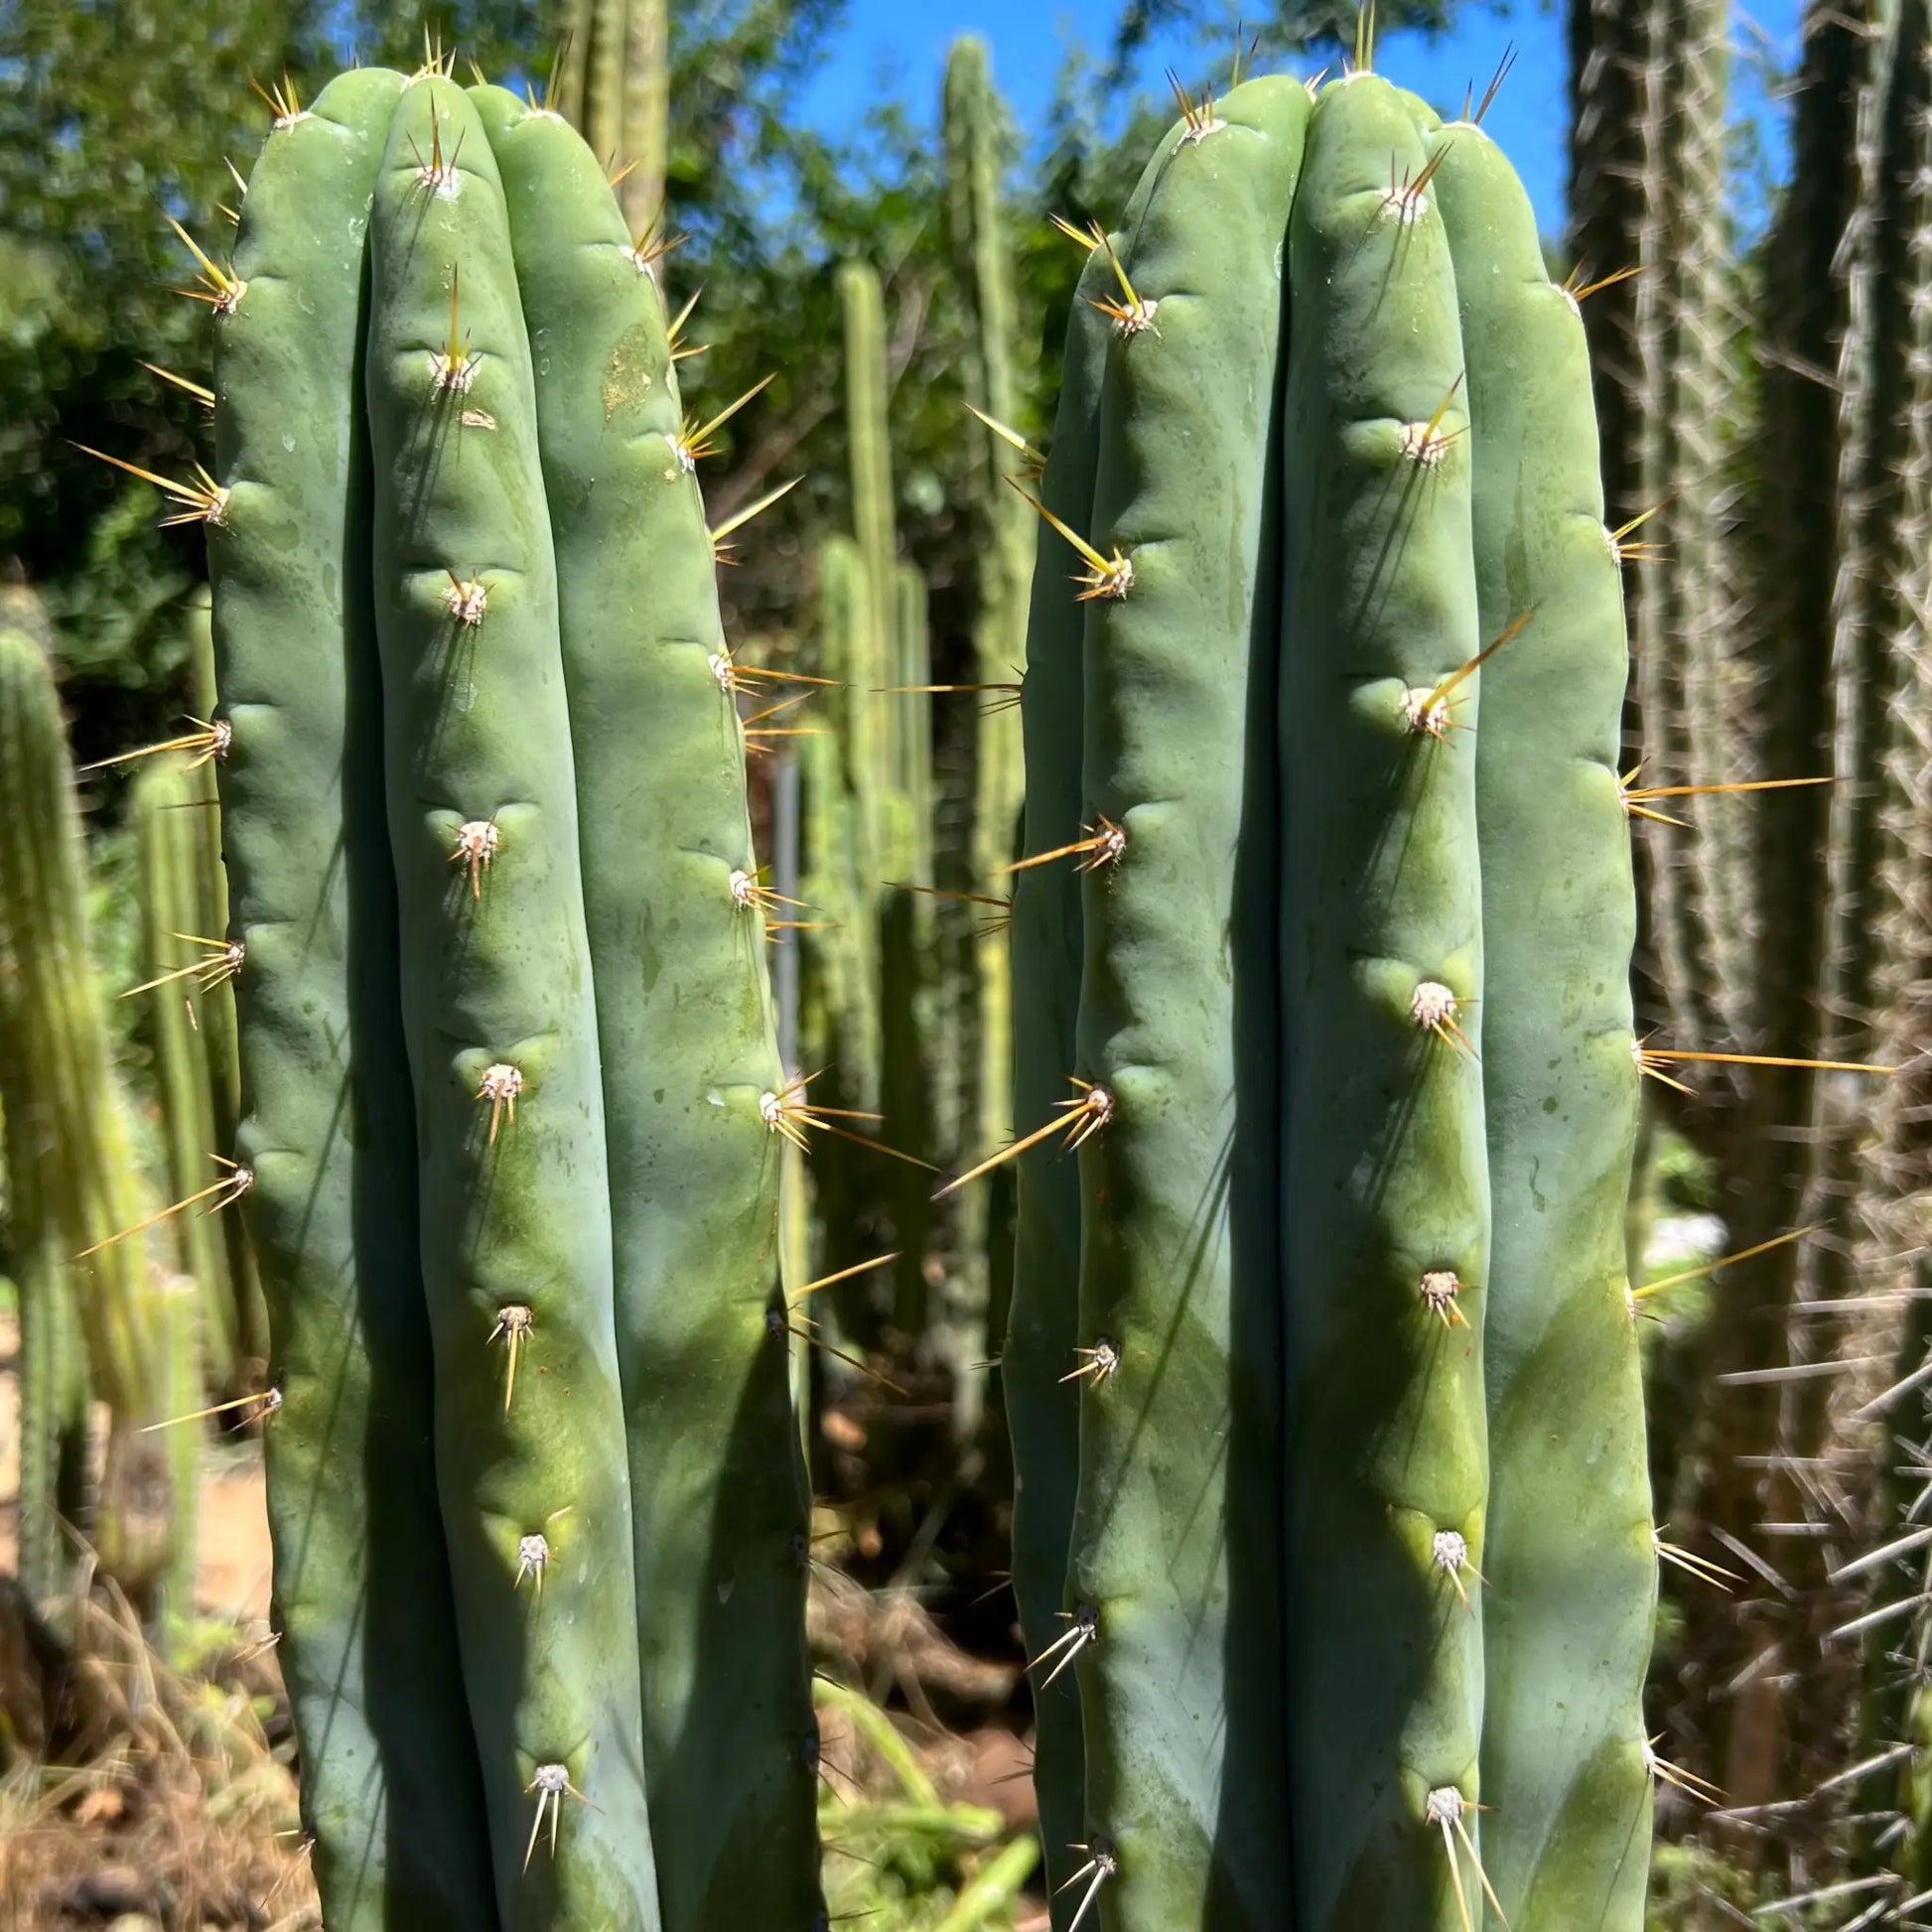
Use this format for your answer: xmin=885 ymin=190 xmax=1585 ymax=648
xmin=794 ymin=0 xmax=1803 ymax=237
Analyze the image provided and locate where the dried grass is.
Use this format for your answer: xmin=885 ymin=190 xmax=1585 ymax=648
xmin=0 ymin=1556 xmax=315 ymax=1931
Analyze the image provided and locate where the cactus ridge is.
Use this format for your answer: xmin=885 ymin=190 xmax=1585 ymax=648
xmin=1432 ymin=117 xmax=1655 ymax=1930
xmin=1069 ymin=71 xmax=1309 ymax=1932
xmin=364 ymin=75 xmax=661 ymax=1926
xmin=475 ymin=80 xmax=821 ymax=1928
xmin=213 ymin=68 xmax=500 ymax=1929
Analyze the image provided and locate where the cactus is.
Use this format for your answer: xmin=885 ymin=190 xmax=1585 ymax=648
xmin=0 ymin=588 xmax=189 ymax=1601
xmin=119 ymin=57 xmax=828 ymax=1929
xmin=475 ymin=81 xmax=819 ymax=1925
xmin=993 ymin=62 xmax=1658 ymax=1932
xmin=941 ymin=39 xmax=1030 ymax=1445
xmin=553 ymin=0 xmax=669 ymax=239
xmin=134 ymin=754 xmax=239 ymax=1384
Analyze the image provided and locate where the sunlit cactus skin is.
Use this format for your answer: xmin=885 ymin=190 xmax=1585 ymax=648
xmin=211 ymin=68 xmax=498 ymax=1930
xmin=1432 ymin=117 xmax=1654 ymax=1931
xmin=476 ymin=81 xmax=821 ymax=1930
xmin=134 ymin=756 xmax=236 ymax=1381
xmin=1006 ymin=64 xmax=1653 ymax=1932
xmin=1063 ymin=74 xmax=1308 ymax=1931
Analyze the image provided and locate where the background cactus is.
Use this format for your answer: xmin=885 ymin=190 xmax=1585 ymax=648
xmin=0 ymin=583 xmax=191 ymax=1606
xmin=190 ymin=57 xmax=821 ymax=1930
xmin=552 ymin=0 xmax=669 ymax=239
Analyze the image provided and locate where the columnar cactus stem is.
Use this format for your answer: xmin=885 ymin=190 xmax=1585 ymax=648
xmin=1433 ymin=119 xmax=1655 ymax=1930
xmin=1280 ymin=77 xmax=1488 ymax=1932
xmin=211 ymin=69 xmax=497 ymax=1928
xmin=1004 ymin=150 xmax=1169 ymax=1932
xmin=184 ymin=590 xmax=266 ymax=1370
xmin=476 ymin=81 xmax=821 ymax=1928
xmin=365 ymin=75 xmax=661 ymax=1925
xmin=1067 ymin=72 xmax=1307 ymax=1929
xmin=135 ymin=756 xmax=238 ymax=1383
xmin=0 ymin=613 xmax=166 ymax=1427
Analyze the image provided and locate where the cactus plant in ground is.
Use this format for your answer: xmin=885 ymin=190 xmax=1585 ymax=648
xmin=134 ymin=754 xmax=241 ymax=1385
xmin=0 ymin=587 xmax=189 ymax=1602
xmin=92 ymin=54 xmax=829 ymax=1930
xmin=991 ymin=58 xmax=1662 ymax=1932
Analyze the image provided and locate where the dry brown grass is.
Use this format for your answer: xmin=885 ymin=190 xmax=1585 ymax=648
xmin=0 ymin=1558 xmax=316 ymax=1931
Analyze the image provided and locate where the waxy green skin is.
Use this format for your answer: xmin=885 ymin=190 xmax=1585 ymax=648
xmin=1005 ymin=226 xmax=1114 ymax=1925
xmin=475 ymin=85 xmax=821 ymax=1931
xmin=210 ymin=69 xmax=499 ymax=1931
xmin=1005 ymin=125 xmax=1192 ymax=1925
xmin=364 ymin=76 xmax=658 ymax=1931
xmin=135 ymin=757 xmax=233 ymax=1378
xmin=1068 ymin=74 xmax=1307 ymax=1931
xmin=1431 ymin=122 xmax=1655 ymax=1930
xmin=1279 ymin=75 xmax=1489 ymax=1932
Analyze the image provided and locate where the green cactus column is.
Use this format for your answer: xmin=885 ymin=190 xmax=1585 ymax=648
xmin=135 ymin=756 xmax=238 ymax=1384
xmin=553 ymin=0 xmax=669 ymax=238
xmin=1279 ymin=76 xmax=1489 ymax=1932
xmin=0 ymin=594 xmax=180 ymax=1594
xmin=1003 ymin=140 xmax=1174 ymax=1927
xmin=363 ymin=73 xmax=662 ymax=1927
xmin=942 ymin=38 xmax=1029 ymax=1445
xmin=184 ymin=589 xmax=265 ymax=1370
xmin=211 ymin=69 xmax=497 ymax=1929
xmin=477 ymin=82 xmax=822 ymax=1930
xmin=1432 ymin=119 xmax=1655 ymax=1931
xmin=1064 ymin=73 xmax=1306 ymax=1930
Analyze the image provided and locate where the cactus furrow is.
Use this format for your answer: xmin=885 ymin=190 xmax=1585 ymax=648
xmin=1433 ymin=118 xmax=1656 ymax=1931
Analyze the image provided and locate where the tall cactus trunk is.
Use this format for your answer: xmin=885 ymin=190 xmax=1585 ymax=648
xmin=553 ymin=0 xmax=669 ymax=238
xmin=943 ymin=40 xmax=1030 ymax=1449
xmin=0 ymin=587 xmax=187 ymax=1604
xmin=135 ymin=756 xmax=238 ymax=1387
